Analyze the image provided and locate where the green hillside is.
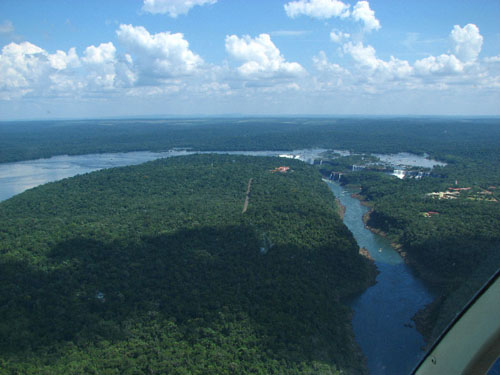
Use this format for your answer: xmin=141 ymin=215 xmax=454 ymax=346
xmin=0 ymin=154 xmax=374 ymax=374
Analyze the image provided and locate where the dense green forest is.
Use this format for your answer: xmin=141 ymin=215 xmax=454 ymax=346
xmin=0 ymin=154 xmax=374 ymax=374
xmin=1 ymin=117 xmax=500 ymax=163
xmin=1 ymin=116 xmax=499 ymax=364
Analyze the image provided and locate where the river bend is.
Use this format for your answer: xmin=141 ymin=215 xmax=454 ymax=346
xmin=326 ymin=181 xmax=433 ymax=375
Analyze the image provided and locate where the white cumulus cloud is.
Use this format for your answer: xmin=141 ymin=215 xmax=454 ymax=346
xmin=284 ymin=0 xmax=350 ymax=19
xmin=225 ymin=33 xmax=304 ymax=79
xmin=450 ymin=23 xmax=483 ymax=63
xmin=414 ymin=54 xmax=464 ymax=75
xmin=142 ymin=0 xmax=217 ymax=17
xmin=330 ymin=30 xmax=350 ymax=43
xmin=0 ymin=40 xmax=136 ymax=99
xmin=285 ymin=0 xmax=380 ymax=32
xmin=412 ymin=24 xmax=483 ymax=76
xmin=82 ymin=42 xmax=116 ymax=65
xmin=116 ymin=24 xmax=203 ymax=82
xmin=311 ymin=51 xmax=357 ymax=94
xmin=48 ymin=48 xmax=80 ymax=70
xmin=0 ymin=42 xmax=50 ymax=99
xmin=81 ymin=42 xmax=127 ymax=90
xmin=485 ymin=56 xmax=500 ymax=64
xmin=343 ymin=41 xmax=413 ymax=79
xmin=0 ymin=25 xmax=206 ymax=100
xmin=313 ymin=51 xmax=348 ymax=74
xmin=343 ymin=41 xmax=378 ymax=69
xmin=352 ymin=1 xmax=380 ymax=32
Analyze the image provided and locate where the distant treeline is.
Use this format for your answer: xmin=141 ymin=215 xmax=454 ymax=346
xmin=1 ymin=117 xmax=499 ymax=163
xmin=0 ymin=154 xmax=374 ymax=374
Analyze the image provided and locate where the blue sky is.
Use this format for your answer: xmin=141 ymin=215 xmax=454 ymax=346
xmin=1 ymin=0 xmax=500 ymax=119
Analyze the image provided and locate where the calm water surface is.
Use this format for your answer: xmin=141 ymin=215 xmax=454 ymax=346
xmin=326 ymin=180 xmax=433 ymax=375
xmin=373 ymin=152 xmax=446 ymax=169
xmin=0 ymin=151 xmax=187 ymax=201
xmin=0 ymin=149 xmax=325 ymax=202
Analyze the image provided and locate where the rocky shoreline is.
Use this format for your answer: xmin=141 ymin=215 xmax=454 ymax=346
xmin=359 ymin=247 xmax=373 ymax=261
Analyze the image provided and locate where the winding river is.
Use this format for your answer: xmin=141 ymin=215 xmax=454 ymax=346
xmin=326 ymin=181 xmax=433 ymax=375
xmin=0 ymin=149 xmax=435 ymax=374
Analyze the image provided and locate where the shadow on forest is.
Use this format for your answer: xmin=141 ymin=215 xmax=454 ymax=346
xmin=0 ymin=224 xmax=356 ymax=366
xmin=411 ymin=239 xmax=500 ymax=344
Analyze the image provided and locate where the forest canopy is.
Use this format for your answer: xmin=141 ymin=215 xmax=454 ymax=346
xmin=1 ymin=117 xmax=499 ymax=370
xmin=0 ymin=154 xmax=374 ymax=374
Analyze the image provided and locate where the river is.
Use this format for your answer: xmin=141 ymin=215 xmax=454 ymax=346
xmin=326 ymin=181 xmax=433 ymax=375
xmin=0 ymin=149 xmax=435 ymax=374
xmin=0 ymin=149 xmax=325 ymax=202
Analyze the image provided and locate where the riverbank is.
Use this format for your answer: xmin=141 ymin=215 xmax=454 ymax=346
xmin=363 ymin=210 xmax=446 ymax=288
xmin=335 ymin=182 xmax=427 ymax=278
xmin=361 ymin=209 xmax=408 ymax=260
xmin=336 ymin=198 xmax=346 ymax=220
xmin=412 ymin=297 xmax=445 ymax=344
xmin=359 ymin=247 xmax=373 ymax=261
xmin=337 ymin=195 xmax=377 ymax=286
xmin=327 ymin=180 xmax=433 ymax=373
xmin=362 ymin=213 xmax=438 ymax=344
xmin=352 ymin=195 xmax=438 ymax=344
xmin=351 ymin=193 xmax=370 ymax=207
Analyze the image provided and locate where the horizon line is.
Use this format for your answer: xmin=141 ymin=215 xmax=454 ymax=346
xmin=2 ymin=114 xmax=500 ymax=122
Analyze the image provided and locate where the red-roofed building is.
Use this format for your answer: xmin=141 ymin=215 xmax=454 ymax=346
xmin=272 ymin=166 xmax=290 ymax=173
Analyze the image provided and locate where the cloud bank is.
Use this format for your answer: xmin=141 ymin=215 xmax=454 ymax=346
xmin=284 ymin=0 xmax=350 ymax=19
xmin=0 ymin=15 xmax=498 ymax=116
xmin=284 ymin=0 xmax=380 ymax=32
xmin=142 ymin=0 xmax=217 ymax=17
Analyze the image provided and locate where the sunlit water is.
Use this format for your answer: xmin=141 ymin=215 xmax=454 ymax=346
xmin=372 ymin=152 xmax=446 ymax=169
xmin=0 ymin=151 xmax=186 ymax=201
xmin=0 ymin=149 xmax=326 ymax=202
xmin=326 ymin=181 xmax=433 ymax=375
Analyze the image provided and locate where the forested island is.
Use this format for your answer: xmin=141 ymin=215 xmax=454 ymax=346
xmin=0 ymin=154 xmax=375 ymax=374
